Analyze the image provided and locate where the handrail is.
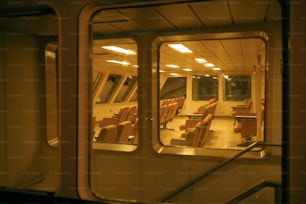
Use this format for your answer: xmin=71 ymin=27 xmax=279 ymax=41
xmin=160 ymin=141 xmax=281 ymax=202
xmin=225 ymin=181 xmax=281 ymax=204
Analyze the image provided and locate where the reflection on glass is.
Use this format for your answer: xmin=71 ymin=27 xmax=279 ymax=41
xmin=91 ymin=38 xmax=138 ymax=150
xmin=159 ymin=38 xmax=265 ymax=149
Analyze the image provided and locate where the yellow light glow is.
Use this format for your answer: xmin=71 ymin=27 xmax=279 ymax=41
xmin=102 ymin=46 xmax=136 ymax=55
xmin=204 ymin=63 xmax=215 ymax=67
xmin=166 ymin=64 xmax=180 ymax=68
xmin=182 ymin=68 xmax=192 ymax=72
xmin=106 ymin=60 xmax=130 ymax=66
xmin=195 ymin=58 xmax=207 ymax=63
xmin=168 ymin=44 xmax=193 ymax=53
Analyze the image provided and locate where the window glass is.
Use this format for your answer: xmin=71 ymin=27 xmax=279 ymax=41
xmin=161 ymin=77 xmax=186 ymax=100
xmin=91 ymin=38 xmax=138 ymax=150
xmin=192 ymin=75 xmax=218 ymax=100
xmin=114 ymin=75 xmax=137 ymax=103
xmin=95 ymin=74 xmax=122 ymax=104
xmin=224 ymin=75 xmax=251 ymax=101
xmin=158 ymin=37 xmax=266 ymax=150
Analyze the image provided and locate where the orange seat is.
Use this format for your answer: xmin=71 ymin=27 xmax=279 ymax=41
xmin=100 ymin=106 xmax=130 ymax=127
xmin=171 ymin=113 xmax=213 ymax=147
xmin=232 ymin=99 xmax=252 ymax=116
xmin=95 ymin=124 xmax=118 ymax=143
xmin=117 ymin=121 xmax=135 ymax=144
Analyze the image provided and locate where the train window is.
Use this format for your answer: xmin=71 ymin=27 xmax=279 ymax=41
xmin=114 ymin=75 xmax=137 ymax=103
xmin=91 ymin=38 xmax=138 ymax=151
xmin=157 ymin=34 xmax=267 ymax=156
xmin=161 ymin=77 xmax=186 ymax=99
xmin=192 ymin=75 xmax=218 ymax=100
xmin=224 ymin=75 xmax=251 ymax=101
xmin=95 ymin=74 xmax=122 ymax=104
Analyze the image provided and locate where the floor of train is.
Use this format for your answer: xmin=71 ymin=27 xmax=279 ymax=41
xmin=160 ymin=115 xmax=255 ymax=149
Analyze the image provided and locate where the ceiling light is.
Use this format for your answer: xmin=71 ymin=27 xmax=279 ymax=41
xmin=106 ymin=60 xmax=130 ymax=66
xmin=195 ymin=58 xmax=207 ymax=63
xmin=165 ymin=64 xmax=180 ymax=68
xmin=212 ymin=67 xmax=221 ymax=70
xmin=170 ymin=73 xmax=179 ymax=76
xmin=102 ymin=46 xmax=136 ymax=55
xmin=204 ymin=63 xmax=215 ymax=67
xmin=168 ymin=44 xmax=193 ymax=53
xmin=182 ymin=68 xmax=192 ymax=72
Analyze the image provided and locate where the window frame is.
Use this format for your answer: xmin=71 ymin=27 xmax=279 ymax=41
xmin=152 ymin=31 xmax=269 ymax=158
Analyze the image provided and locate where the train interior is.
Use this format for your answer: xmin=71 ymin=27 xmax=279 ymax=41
xmin=0 ymin=0 xmax=283 ymax=203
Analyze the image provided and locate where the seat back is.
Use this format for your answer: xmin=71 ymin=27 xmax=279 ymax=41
xmin=126 ymin=105 xmax=137 ymax=123
xmin=97 ymin=124 xmax=118 ymax=143
xmin=117 ymin=121 xmax=133 ymax=143
xmin=116 ymin=106 xmax=130 ymax=124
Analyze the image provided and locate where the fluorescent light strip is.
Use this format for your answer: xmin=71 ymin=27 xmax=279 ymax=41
xmin=204 ymin=63 xmax=215 ymax=67
xmin=168 ymin=44 xmax=192 ymax=53
xmin=182 ymin=68 xmax=192 ymax=72
xmin=165 ymin=64 xmax=180 ymax=68
xmin=195 ymin=58 xmax=207 ymax=63
xmin=102 ymin=46 xmax=136 ymax=55
xmin=106 ymin=60 xmax=130 ymax=66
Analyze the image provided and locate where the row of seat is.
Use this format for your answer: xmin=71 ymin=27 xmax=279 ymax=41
xmin=161 ymin=96 xmax=185 ymax=112
xmin=180 ymin=100 xmax=217 ymax=131
xmin=232 ymin=99 xmax=264 ymax=145
xmin=232 ymin=98 xmax=252 ymax=117
xmin=95 ymin=96 xmax=185 ymax=143
xmin=160 ymin=102 xmax=179 ymax=129
xmin=169 ymin=99 xmax=217 ymax=147
xmin=95 ymin=119 xmax=138 ymax=144
xmin=99 ymin=105 xmax=137 ymax=128
xmin=191 ymin=98 xmax=217 ymax=115
xmin=171 ymin=113 xmax=214 ymax=147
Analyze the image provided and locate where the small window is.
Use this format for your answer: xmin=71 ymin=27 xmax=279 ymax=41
xmin=192 ymin=75 xmax=218 ymax=100
xmin=224 ymin=75 xmax=251 ymax=101
xmin=161 ymin=77 xmax=186 ymax=100
xmin=95 ymin=74 xmax=122 ymax=104
xmin=114 ymin=76 xmax=137 ymax=103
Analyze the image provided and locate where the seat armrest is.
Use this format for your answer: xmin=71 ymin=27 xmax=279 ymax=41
xmin=235 ymin=115 xmax=257 ymax=122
